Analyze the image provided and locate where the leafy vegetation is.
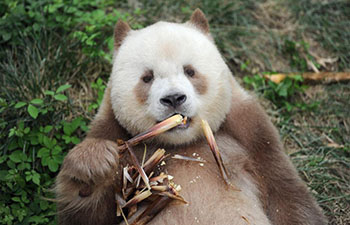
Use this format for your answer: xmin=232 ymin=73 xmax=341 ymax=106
xmin=0 ymin=0 xmax=115 ymax=223
xmin=0 ymin=0 xmax=133 ymax=60
xmin=243 ymin=74 xmax=319 ymax=113
xmin=0 ymin=84 xmax=89 ymax=224
xmin=0 ymin=0 xmax=349 ymax=224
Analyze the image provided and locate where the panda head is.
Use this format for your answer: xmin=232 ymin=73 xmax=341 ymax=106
xmin=110 ymin=9 xmax=244 ymax=145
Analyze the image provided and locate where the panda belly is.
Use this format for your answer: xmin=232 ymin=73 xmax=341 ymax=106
xmin=148 ymin=133 xmax=272 ymax=225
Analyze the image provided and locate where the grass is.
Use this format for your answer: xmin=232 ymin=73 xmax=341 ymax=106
xmin=0 ymin=30 xmax=111 ymax=120
xmin=282 ymin=83 xmax=350 ymax=224
xmin=288 ymin=0 xmax=350 ymax=71
xmin=1 ymin=0 xmax=349 ymax=224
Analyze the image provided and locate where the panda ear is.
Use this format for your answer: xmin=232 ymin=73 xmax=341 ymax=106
xmin=114 ymin=20 xmax=131 ymax=50
xmin=189 ymin=8 xmax=209 ymax=34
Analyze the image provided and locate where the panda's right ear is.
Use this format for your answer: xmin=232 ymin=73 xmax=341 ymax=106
xmin=114 ymin=20 xmax=131 ymax=51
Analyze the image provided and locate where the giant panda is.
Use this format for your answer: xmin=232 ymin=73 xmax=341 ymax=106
xmin=56 ymin=9 xmax=326 ymax=225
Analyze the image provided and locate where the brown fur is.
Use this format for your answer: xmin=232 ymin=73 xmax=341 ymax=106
xmin=222 ymin=97 xmax=326 ymax=224
xmin=114 ymin=20 xmax=131 ymax=50
xmin=56 ymin=10 xmax=326 ymax=225
xmin=56 ymin=138 xmax=120 ymax=225
xmin=190 ymin=8 xmax=210 ymax=34
xmin=87 ymin=86 xmax=129 ymax=141
xmin=186 ymin=65 xmax=208 ymax=95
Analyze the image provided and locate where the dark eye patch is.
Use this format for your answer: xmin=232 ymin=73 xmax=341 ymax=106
xmin=142 ymin=70 xmax=154 ymax=83
xmin=184 ymin=65 xmax=195 ymax=77
xmin=184 ymin=65 xmax=208 ymax=95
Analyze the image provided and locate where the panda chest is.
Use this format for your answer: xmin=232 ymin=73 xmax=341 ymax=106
xmin=147 ymin=136 xmax=271 ymax=225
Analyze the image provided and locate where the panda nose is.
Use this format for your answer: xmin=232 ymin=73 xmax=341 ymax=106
xmin=160 ymin=93 xmax=187 ymax=108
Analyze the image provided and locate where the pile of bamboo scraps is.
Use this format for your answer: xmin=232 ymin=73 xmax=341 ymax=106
xmin=114 ymin=115 xmax=234 ymax=225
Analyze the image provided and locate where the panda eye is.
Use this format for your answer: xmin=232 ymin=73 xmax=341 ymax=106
xmin=142 ymin=70 xmax=154 ymax=83
xmin=184 ymin=66 xmax=195 ymax=77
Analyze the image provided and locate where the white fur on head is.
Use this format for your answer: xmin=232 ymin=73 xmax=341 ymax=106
xmin=110 ymin=16 xmax=248 ymax=145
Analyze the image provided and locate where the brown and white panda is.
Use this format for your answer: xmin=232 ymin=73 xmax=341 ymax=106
xmin=55 ymin=9 xmax=326 ymax=225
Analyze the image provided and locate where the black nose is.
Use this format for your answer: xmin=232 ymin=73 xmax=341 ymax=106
xmin=160 ymin=93 xmax=187 ymax=108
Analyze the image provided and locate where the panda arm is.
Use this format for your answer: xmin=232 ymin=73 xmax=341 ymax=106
xmin=224 ymin=98 xmax=326 ymax=225
xmin=56 ymin=86 xmax=127 ymax=225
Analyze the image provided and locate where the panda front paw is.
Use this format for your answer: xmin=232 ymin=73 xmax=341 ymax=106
xmin=60 ymin=138 xmax=120 ymax=189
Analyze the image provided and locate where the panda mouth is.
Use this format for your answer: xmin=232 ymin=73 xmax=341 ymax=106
xmin=176 ymin=115 xmax=191 ymax=129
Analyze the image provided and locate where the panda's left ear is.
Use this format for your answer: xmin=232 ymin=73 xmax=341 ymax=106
xmin=189 ymin=8 xmax=210 ymax=34
xmin=114 ymin=20 xmax=131 ymax=51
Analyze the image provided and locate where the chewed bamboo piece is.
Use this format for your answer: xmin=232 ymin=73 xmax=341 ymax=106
xmin=172 ymin=154 xmax=206 ymax=163
xmin=264 ymin=72 xmax=350 ymax=84
xmin=201 ymin=119 xmax=239 ymax=190
xmin=117 ymin=147 xmax=186 ymax=225
xmin=126 ymin=143 xmax=151 ymax=190
xmin=118 ymin=114 xmax=184 ymax=154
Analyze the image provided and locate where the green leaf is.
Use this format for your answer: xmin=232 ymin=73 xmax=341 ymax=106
xmin=30 ymin=98 xmax=43 ymax=105
xmin=63 ymin=123 xmax=73 ymax=135
xmin=44 ymin=90 xmax=55 ymax=96
xmin=29 ymin=135 xmax=39 ymax=145
xmin=54 ymin=94 xmax=68 ymax=101
xmin=17 ymin=162 xmax=30 ymax=170
xmin=41 ymin=155 xmax=49 ymax=166
xmin=0 ymin=155 xmax=6 ymax=164
xmin=56 ymin=84 xmax=71 ymax=93
xmin=37 ymin=147 xmax=49 ymax=158
xmin=27 ymin=104 xmax=39 ymax=119
xmin=53 ymin=154 xmax=64 ymax=164
xmin=18 ymin=121 xmax=24 ymax=130
xmin=285 ymin=102 xmax=293 ymax=112
xmin=8 ymin=141 xmax=18 ymax=150
xmin=52 ymin=146 xmax=62 ymax=155
xmin=2 ymin=33 xmax=11 ymax=41
xmin=72 ymin=117 xmax=82 ymax=129
xmin=25 ymin=173 xmax=32 ymax=181
xmin=277 ymin=83 xmax=289 ymax=97
xmin=40 ymin=199 xmax=49 ymax=210
xmin=24 ymin=127 xmax=30 ymax=134
xmin=293 ymin=74 xmax=303 ymax=82
xmin=48 ymin=160 xmax=59 ymax=172
xmin=0 ymin=170 xmax=8 ymax=181
xmin=62 ymin=135 xmax=71 ymax=144
xmin=7 ymin=160 xmax=16 ymax=169
xmin=12 ymin=197 xmax=21 ymax=202
xmin=71 ymin=136 xmax=80 ymax=145
xmin=15 ymin=102 xmax=27 ymax=108
xmin=28 ymin=215 xmax=49 ymax=223
xmin=32 ymin=173 xmax=40 ymax=185
xmin=44 ymin=125 xmax=53 ymax=133
xmin=43 ymin=136 xmax=54 ymax=148
xmin=81 ymin=123 xmax=88 ymax=132
xmin=9 ymin=150 xmax=27 ymax=163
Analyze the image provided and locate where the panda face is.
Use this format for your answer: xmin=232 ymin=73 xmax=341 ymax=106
xmin=110 ymin=22 xmax=237 ymax=145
